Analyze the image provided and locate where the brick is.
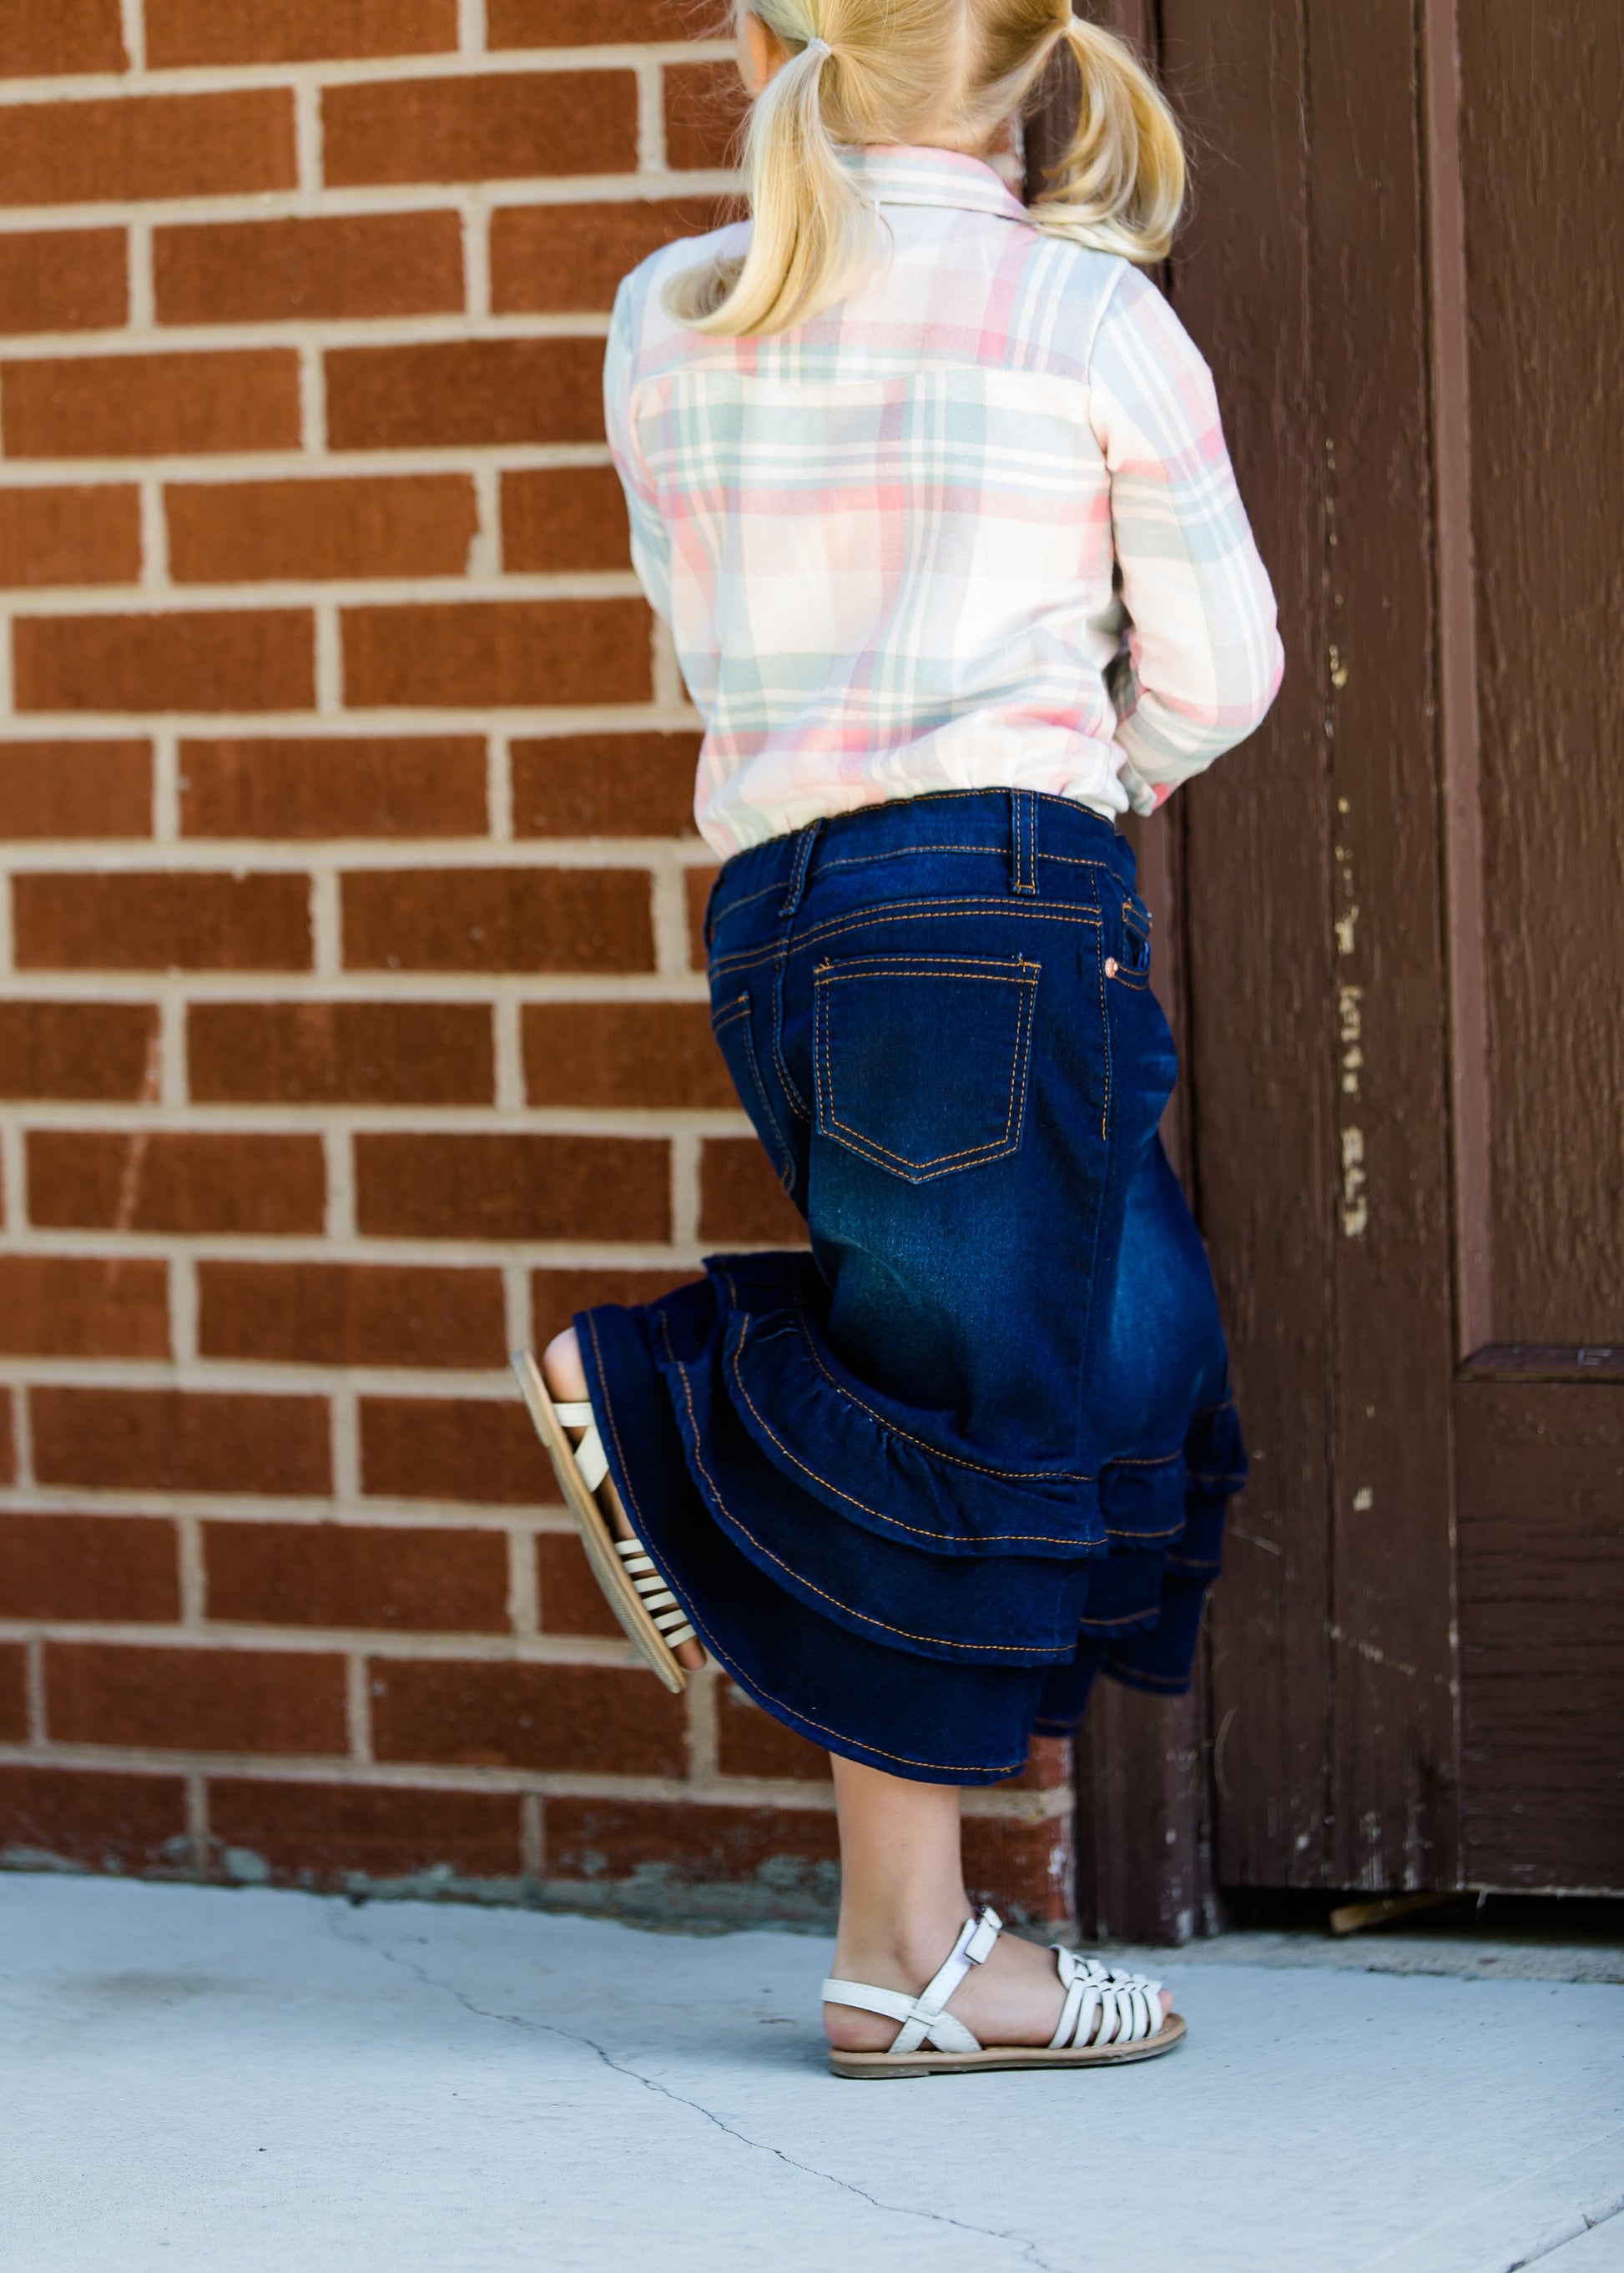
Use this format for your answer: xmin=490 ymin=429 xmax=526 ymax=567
xmin=699 ymin=1136 xmax=805 ymax=1246
xmin=0 ymin=740 xmax=150 ymax=835
xmin=544 ymin=1797 xmax=840 ymax=1887
xmin=169 ymin=477 xmax=478 ymax=587
xmin=0 ymin=1513 xmax=179 ymax=1622
xmin=488 ymin=0 xmax=698 ymax=40
xmin=204 ymin=1520 xmax=509 ymax=1633
xmin=179 ymin=734 xmax=486 ymax=836
xmin=154 ymin=213 xmax=464 ymax=328
xmin=0 ymin=1766 xmax=189 ymax=1874
xmin=525 ymin=1001 xmax=734 ymax=1109
xmin=360 ymin=1397 xmax=555 ymax=1506
xmin=500 ymin=467 xmax=629 ymax=573
xmin=0 ymin=231 xmax=127 ymax=334
xmin=326 ymin=338 xmax=607 ymax=451
xmin=0 ymin=1001 xmax=158 ymax=1100
xmin=13 ymin=871 xmax=310 ymax=971
xmin=0 ymin=1400 xmax=12 ymax=1486
xmin=1005 ymin=1734 xmax=1076 ymax=1792
xmin=3 ymin=350 xmax=300 ymax=460
xmin=46 ymin=1640 xmax=345 ymax=1755
xmin=491 ymin=198 xmax=730 ymax=315
xmin=0 ymin=487 xmax=140 ymax=590
xmin=187 ymin=1000 xmax=493 ymax=1106
xmin=535 ymin=1532 xmax=623 ymax=1639
xmin=665 ymin=59 xmax=749 ymax=172
xmin=14 ymin=611 xmax=315 ymax=714
xmin=356 ymin=1133 xmax=670 ymax=1241
xmin=32 ymin=1387 xmax=332 ymax=1497
xmin=530 ymin=1266 xmax=694 ymax=1347
xmin=687 ymin=863 xmax=719 ymax=966
xmin=0 ymin=1645 xmax=27 ymax=1741
xmin=198 ymin=1261 xmax=505 ymax=1368
xmin=342 ymin=599 xmax=649 ymax=710
xmin=324 ymin=72 xmax=638 ymax=189
xmin=0 ymin=1 xmax=126 ymax=78
xmin=961 ymin=1811 xmax=1072 ymax=1928
xmin=0 ymin=1254 xmax=169 ymax=1359
xmin=207 ymin=1777 xmax=521 ymax=1891
xmin=148 ymin=0 xmax=457 ymax=68
xmin=371 ymin=1659 xmax=686 ymax=1776
xmin=341 ymin=865 xmax=653 ymax=974
xmin=28 ymin=1130 xmax=325 ymax=1234
xmin=513 ymin=732 xmax=701 ymax=838
xmin=0 ymin=93 xmax=295 ymax=211
xmin=716 ymin=1685 xmax=832 ymax=1782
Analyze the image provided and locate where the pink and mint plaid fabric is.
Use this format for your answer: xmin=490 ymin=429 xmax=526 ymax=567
xmin=605 ymin=145 xmax=1284 ymax=859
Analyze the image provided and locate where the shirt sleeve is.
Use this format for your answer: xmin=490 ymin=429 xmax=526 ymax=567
xmin=1087 ymin=265 xmax=1284 ymax=810
xmin=603 ymin=273 xmax=673 ymax=623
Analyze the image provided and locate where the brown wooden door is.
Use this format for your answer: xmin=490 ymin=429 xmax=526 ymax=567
xmin=1050 ymin=0 xmax=1624 ymax=1931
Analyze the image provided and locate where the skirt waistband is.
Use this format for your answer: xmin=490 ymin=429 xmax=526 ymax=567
xmin=708 ymin=788 xmax=1137 ymax=940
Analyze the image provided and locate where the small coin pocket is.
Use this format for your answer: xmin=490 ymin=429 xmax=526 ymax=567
xmin=812 ymin=954 xmax=1039 ymax=1183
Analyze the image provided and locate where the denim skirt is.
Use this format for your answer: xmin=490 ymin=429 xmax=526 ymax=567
xmin=577 ymin=789 xmax=1244 ymax=1786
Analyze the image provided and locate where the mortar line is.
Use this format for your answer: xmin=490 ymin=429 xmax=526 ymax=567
xmin=118 ymin=0 xmax=146 ymax=75
xmin=126 ymin=217 xmax=155 ymax=328
xmin=175 ymin=1509 xmax=206 ymax=1625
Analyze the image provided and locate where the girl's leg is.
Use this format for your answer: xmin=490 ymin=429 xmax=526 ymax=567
xmin=824 ymin=1755 xmax=1178 ymax=2050
xmin=542 ymin=1328 xmax=707 ymax=1673
xmin=546 ymin=1329 xmax=1173 ymax=2052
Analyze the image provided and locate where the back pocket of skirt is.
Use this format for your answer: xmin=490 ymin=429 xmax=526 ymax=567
xmin=812 ymin=954 xmax=1039 ymax=1183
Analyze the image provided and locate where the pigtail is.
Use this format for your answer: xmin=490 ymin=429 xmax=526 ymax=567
xmin=1028 ymin=13 xmax=1184 ymax=264
xmin=664 ymin=28 xmax=877 ymax=336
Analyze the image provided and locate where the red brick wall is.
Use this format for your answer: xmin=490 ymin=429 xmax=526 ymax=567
xmin=0 ymin=0 xmax=1075 ymax=1927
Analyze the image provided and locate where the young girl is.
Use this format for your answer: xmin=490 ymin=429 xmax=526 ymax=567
xmin=517 ymin=0 xmax=1282 ymax=2077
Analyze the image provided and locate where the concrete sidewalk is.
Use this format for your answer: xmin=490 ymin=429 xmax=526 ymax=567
xmin=2 ymin=1875 xmax=1620 ymax=2273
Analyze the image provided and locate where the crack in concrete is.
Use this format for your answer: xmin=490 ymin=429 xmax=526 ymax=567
xmin=329 ymin=1913 xmax=1067 ymax=2273
xmin=1508 ymin=2190 xmax=1624 ymax=2271
xmin=1353 ymin=2130 xmax=1624 ymax=2273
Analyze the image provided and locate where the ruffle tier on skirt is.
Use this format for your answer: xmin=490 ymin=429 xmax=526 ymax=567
xmin=578 ymin=1247 xmax=1245 ymax=1786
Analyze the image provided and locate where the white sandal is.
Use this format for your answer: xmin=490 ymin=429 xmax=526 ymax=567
xmin=823 ymin=1906 xmax=1183 ymax=2079
xmin=510 ymin=1349 xmax=694 ymax=1694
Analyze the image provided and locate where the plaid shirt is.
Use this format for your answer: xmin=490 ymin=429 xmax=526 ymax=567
xmin=605 ymin=145 xmax=1283 ymax=859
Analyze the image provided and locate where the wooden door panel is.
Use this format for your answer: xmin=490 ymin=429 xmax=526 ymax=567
xmin=1456 ymin=1383 xmax=1624 ymax=1888
xmin=1162 ymin=0 xmax=1460 ymax=1892
xmin=1061 ymin=0 xmax=1620 ymax=1925
xmin=1305 ymin=0 xmax=1459 ymax=1893
xmin=1455 ymin=2 xmax=1624 ymax=1347
xmin=1157 ymin=0 xmax=1336 ymax=1896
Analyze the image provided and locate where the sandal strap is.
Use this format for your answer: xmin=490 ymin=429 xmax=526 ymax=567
xmin=1048 ymin=1948 xmax=1167 ymax=2048
xmin=614 ymin=1538 xmax=695 ymax=1649
xmin=551 ymin=1399 xmax=610 ymax=1491
xmin=821 ymin=1905 xmax=1001 ymax=2056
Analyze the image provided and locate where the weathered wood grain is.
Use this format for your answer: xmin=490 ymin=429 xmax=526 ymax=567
xmin=1160 ymin=0 xmax=1337 ymax=1891
xmin=1457 ymin=2 xmax=1624 ymax=1345
xmin=1457 ymin=1383 xmax=1624 ymax=1890
xmin=1310 ymin=0 xmax=1460 ymax=1892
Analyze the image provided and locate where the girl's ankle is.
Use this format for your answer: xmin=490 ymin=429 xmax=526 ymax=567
xmin=831 ymin=1901 xmax=975 ymax=1992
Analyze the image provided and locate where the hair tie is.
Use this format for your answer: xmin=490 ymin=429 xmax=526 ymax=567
xmin=802 ymin=35 xmax=832 ymax=63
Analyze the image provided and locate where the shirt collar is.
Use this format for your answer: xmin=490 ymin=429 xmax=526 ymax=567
xmin=837 ymin=144 xmax=1034 ymax=227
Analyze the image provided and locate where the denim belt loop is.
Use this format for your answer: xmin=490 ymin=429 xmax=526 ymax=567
xmin=1009 ymin=789 xmax=1038 ymax=895
xmin=779 ymin=816 xmax=824 ymax=920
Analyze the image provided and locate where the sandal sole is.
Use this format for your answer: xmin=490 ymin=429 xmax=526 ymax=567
xmin=827 ymin=2013 xmax=1186 ymax=2079
xmin=510 ymin=1348 xmax=687 ymax=1695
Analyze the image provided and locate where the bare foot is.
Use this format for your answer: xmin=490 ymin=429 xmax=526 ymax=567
xmin=541 ymin=1328 xmax=707 ymax=1673
xmin=825 ymin=1914 xmax=1177 ymax=2052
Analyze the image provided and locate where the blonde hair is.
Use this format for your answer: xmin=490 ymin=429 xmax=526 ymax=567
xmin=666 ymin=1 xmax=1185 ymax=337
